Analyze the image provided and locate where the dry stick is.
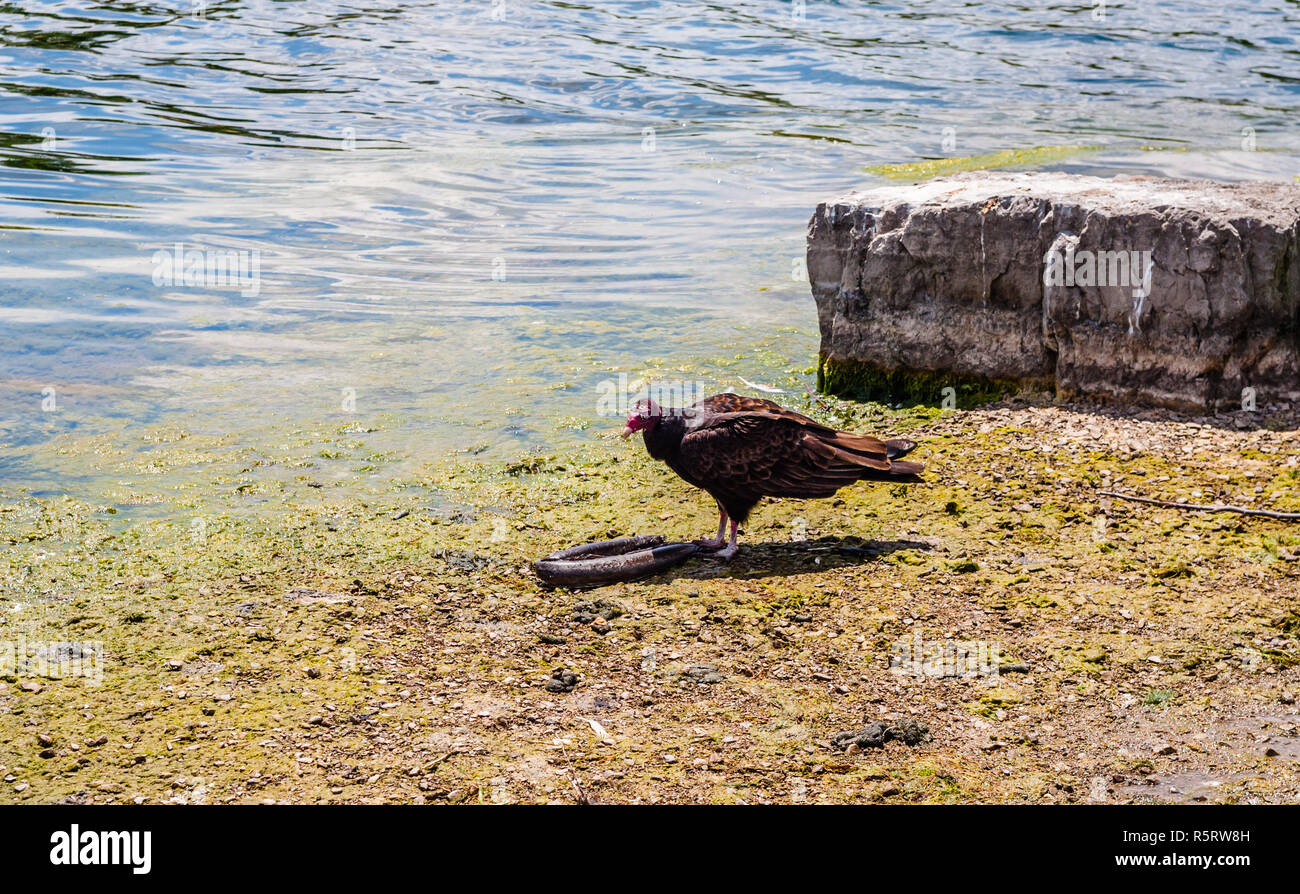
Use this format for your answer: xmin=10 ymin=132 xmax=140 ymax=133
xmin=566 ymin=773 xmax=590 ymax=806
xmin=557 ymin=741 xmax=592 ymax=805
xmin=1098 ymin=490 xmax=1300 ymax=522
xmin=425 ymin=748 xmax=464 ymax=773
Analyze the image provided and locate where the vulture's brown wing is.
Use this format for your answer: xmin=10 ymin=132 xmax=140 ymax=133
xmin=694 ymin=393 xmax=825 ymax=428
xmin=697 ymin=396 xmax=920 ymax=464
xmin=676 ymin=410 xmax=901 ymax=501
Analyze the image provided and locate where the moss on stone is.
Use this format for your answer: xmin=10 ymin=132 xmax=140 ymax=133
xmin=817 ymin=354 xmax=1030 ymax=408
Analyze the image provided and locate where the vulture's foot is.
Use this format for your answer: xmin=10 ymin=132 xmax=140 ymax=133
xmin=692 ymin=536 xmax=726 ymax=550
xmin=712 ymin=543 xmax=739 ymax=561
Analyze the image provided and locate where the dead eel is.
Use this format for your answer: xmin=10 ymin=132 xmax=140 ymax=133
xmin=533 ymin=535 xmax=700 ymax=588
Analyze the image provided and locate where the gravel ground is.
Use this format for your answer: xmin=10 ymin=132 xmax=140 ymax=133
xmin=1 ymin=396 xmax=1297 ymax=804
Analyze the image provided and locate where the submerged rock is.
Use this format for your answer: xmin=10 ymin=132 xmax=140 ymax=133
xmin=808 ymin=172 xmax=1300 ymax=412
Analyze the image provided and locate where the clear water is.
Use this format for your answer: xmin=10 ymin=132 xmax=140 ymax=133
xmin=1 ymin=0 xmax=1297 ymax=496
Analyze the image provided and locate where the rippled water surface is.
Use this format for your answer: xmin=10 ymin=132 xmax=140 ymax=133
xmin=1 ymin=0 xmax=1298 ymax=494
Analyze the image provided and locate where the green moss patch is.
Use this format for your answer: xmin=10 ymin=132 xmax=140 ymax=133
xmin=817 ymin=354 xmax=1033 ymax=408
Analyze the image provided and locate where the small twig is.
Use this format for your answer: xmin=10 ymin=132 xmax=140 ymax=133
xmin=1098 ymin=490 xmax=1300 ymax=522
xmin=425 ymin=748 xmax=465 ymax=773
xmin=557 ymin=740 xmax=592 ymax=805
xmin=567 ymin=773 xmax=590 ymax=806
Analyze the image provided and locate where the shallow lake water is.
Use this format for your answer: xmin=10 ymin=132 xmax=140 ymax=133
xmin=1 ymin=0 xmax=1297 ymax=504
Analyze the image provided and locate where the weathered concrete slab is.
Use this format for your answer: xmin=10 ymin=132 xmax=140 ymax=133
xmin=807 ymin=172 xmax=1300 ymax=412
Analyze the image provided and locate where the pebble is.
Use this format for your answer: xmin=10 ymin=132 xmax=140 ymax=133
xmin=680 ymin=665 xmax=723 ymax=685
xmin=545 ymin=670 xmax=579 ymax=693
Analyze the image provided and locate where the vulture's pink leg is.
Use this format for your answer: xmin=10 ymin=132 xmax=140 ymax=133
xmin=713 ymin=519 xmax=740 ymax=561
xmin=693 ymin=504 xmax=728 ymax=550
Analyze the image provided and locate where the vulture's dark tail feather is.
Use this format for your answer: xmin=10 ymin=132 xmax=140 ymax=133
xmin=821 ymin=432 xmax=924 ymax=482
xmin=883 ymin=438 xmax=917 ymax=459
xmin=887 ymin=459 xmax=924 ymax=478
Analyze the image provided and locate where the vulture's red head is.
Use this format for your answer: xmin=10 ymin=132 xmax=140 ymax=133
xmin=621 ymin=399 xmax=663 ymax=439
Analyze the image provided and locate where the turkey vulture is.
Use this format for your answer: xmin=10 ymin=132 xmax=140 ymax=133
xmin=621 ymin=392 xmax=923 ymax=559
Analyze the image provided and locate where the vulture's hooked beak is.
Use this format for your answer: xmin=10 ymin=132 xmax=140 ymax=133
xmin=620 ymin=424 xmax=635 ymax=439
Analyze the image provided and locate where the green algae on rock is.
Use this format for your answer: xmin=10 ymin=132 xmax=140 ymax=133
xmin=816 ymin=354 xmax=1027 ymax=409
xmin=865 ymin=145 xmax=1101 ymax=181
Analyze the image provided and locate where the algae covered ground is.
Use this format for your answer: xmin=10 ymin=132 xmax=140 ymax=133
xmin=2 ymin=395 xmax=1299 ymax=804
